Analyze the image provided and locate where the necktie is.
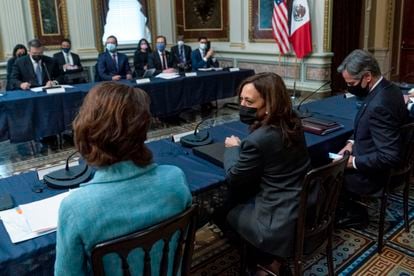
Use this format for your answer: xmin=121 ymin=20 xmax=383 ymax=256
xmin=64 ymin=54 xmax=70 ymax=64
xmin=35 ymin=62 xmax=42 ymax=85
xmin=112 ymin=54 xmax=118 ymax=70
xmin=179 ymin=47 xmax=184 ymax=63
xmin=162 ymin=53 xmax=167 ymax=69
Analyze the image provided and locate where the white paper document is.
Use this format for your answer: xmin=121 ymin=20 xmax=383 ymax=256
xmin=0 ymin=192 xmax=70 ymax=243
xmin=155 ymin=73 xmax=180 ymax=79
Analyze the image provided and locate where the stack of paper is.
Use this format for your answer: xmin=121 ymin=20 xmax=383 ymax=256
xmin=0 ymin=192 xmax=70 ymax=243
xmin=155 ymin=73 xmax=180 ymax=79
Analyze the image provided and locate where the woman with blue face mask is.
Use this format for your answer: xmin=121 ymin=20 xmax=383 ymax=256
xmin=147 ymin=35 xmax=176 ymax=75
xmin=219 ymin=72 xmax=311 ymax=275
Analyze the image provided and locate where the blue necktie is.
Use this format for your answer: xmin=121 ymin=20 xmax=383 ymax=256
xmin=35 ymin=63 xmax=42 ymax=85
xmin=179 ymin=47 xmax=184 ymax=63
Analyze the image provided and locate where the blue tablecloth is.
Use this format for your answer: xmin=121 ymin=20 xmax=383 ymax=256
xmin=0 ymin=70 xmax=254 ymax=143
xmin=0 ymin=95 xmax=358 ymax=275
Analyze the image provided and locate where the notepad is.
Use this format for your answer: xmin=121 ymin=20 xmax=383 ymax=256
xmin=20 ymin=192 xmax=69 ymax=233
xmin=0 ymin=192 xmax=70 ymax=243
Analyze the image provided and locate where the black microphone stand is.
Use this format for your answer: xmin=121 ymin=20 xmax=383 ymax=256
xmin=296 ymin=81 xmax=331 ymax=118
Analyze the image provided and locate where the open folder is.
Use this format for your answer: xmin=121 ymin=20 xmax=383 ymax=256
xmin=301 ymin=117 xmax=344 ymax=136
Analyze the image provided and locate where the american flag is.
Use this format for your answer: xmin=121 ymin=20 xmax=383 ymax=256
xmin=272 ymin=0 xmax=290 ymax=55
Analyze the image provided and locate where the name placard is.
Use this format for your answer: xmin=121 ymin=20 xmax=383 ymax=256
xmin=229 ymin=67 xmax=240 ymax=72
xmin=136 ymin=78 xmax=151 ymax=84
xmin=46 ymin=87 xmax=66 ymax=94
xmin=185 ymin=72 xmax=197 ymax=77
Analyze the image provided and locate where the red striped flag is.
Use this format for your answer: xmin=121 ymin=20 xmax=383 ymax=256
xmin=272 ymin=0 xmax=290 ymax=55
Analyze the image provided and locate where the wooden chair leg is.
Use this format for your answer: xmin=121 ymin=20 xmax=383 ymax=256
xmin=403 ymin=175 xmax=410 ymax=232
xmin=377 ymin=194 xmax=388 ymax=254
xmin=326 ymin=232 xmax=335 ymax=276
xmin=293 ymin=258 xmax=302 ymax=276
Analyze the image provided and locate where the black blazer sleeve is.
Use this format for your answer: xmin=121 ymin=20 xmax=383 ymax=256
xmin=224 ymin=139 xmax=263 ymax=187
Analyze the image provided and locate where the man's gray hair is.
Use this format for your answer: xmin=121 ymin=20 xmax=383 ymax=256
xmin=337 ymin=49 xmax=381 ymax=79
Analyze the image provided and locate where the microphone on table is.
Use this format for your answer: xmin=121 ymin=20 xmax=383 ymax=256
xmin=296 ymin=81 xmax=331 ymax=118
xmin=44 ymin=151 xmax=93 ymax=189
xmin=180 ymin=119 xmax=213 ymax=148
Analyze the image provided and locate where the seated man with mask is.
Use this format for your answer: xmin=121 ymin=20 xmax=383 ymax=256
xmin=170 ymin=35 xmax=192 ymax=72
xmin=53 ymin=38 xmax=85 ymax=84
xmin=96 ymin=35 xmax=132 ymax=81
xmin=148 ymin=35 xmax=176 ymax=75
xmin=191 ymin=36 xmax=219 ymax=71
xmin=336 ymin=49 xmax=408 ymax=228
xmin=10 ymin=39 xmax=61 ymax=90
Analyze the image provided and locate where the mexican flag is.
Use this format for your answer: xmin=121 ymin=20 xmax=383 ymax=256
xmin=289 ymin=0 xmax=312 ymax=59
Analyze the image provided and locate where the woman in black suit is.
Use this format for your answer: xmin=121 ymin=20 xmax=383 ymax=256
xmin=223 ymin=72 xmax=311 ymax=275
xmin=133 ymin=38 xmax=152 ymax=77
xmin=6 ymin=44 xmax=27 ymax=90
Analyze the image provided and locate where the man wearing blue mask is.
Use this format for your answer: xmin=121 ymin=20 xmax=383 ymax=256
xmin=148 ymin=35 xmax=175 ymax=75
xmin=53 ymin=39 xmax=84 ymax=84
xmin=191 ymin=36 xmax=219 ymax=71
xmin=96 ymin=35 xmax=132 ymax=81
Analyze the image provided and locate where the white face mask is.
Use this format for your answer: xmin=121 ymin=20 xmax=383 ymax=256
xmin=199 ymin=43 xmax=207 ymax=50
xmin=177 ymin=41 xmax=184 ymax=47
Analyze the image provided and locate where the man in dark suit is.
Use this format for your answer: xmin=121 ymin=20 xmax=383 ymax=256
xmin=336 ymin=49 xmax=408 ymax=227
xmin=97 ymin=35 xmax=132 ymax=81
xmin=170 ymin=35 xmax=192 ymax=72
xmin=53 ymin=38 xmax=85 ymax=84
xmin=148 ymin=35 xmax=175 ymax=75
xmin=191 ymin=36 xmax=219 ymax=71
xmin=10 ymin=39 xmax=61 ymax=90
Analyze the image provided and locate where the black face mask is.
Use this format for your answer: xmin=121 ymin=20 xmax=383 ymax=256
xmin=239 ymin=105 xmax=258 ymax=125
xmin=347 ymin=77 xmax=369 ymax=97
xmin=32 ymin=55 xmax=42 ymax=62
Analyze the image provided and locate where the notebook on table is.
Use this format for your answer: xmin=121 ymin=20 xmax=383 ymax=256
xmin=301 ymin=117 xmax=344 ymax=136
xmin=192 ymin=142 xmax=225 ymax=168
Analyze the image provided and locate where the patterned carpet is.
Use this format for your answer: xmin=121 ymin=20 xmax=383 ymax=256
xmin=190 ymin=191 xmax=414 ymax=276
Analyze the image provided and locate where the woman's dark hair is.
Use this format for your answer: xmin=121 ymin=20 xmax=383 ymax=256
xmin=238 ymin=72 xmax=302 ymax=146
xmin=73 ymin=82 xmax=153 ymax=167
xmin=12 ymin=44 xmax=27 ymax=58
xmin=137 ymin=38 xmax=152 ymax=52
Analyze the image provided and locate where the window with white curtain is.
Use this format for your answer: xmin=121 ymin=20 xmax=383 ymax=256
xmin=102 ymin=0 xmax=151 ymax=46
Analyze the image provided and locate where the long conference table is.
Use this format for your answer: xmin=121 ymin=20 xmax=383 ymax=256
xmin=0 ymin=69 xmax=254 ymax=143
xmin=0 ymin=95 xmax=358 ymax=275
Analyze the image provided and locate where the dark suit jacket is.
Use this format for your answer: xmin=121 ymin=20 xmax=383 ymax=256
xmin=191 ymin=49 xmax=219 ymax=71
xmin=133 ymin=51 xmax=150 ymax=77
xmin=9 ymin=55 xmax=61 ymax=90
xmin=97 ymin=51 xmax=131 ymax=81
xmin=53 ymin=51 xmax=83 ymax=74
xmin=170 ymin=44 xmax=192 ymax=71
xmin=6 ymin=57 xmax=17 ymax=90
xmin=224 ymin=125 xmax=311 ymax=258
xmin=148 ymin=50 xmax=174 ymax=75
xmin=344 ymin=78 xmax=409 ymax=195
